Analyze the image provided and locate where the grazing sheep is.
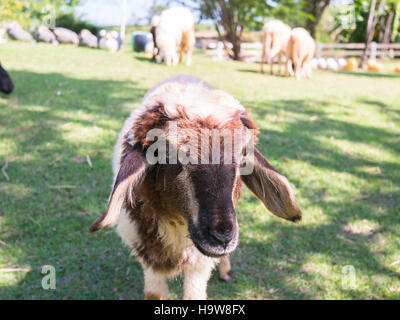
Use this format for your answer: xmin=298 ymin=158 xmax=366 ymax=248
xmin=34 ymin=25 xmax=58 ymax=44
xmin=0 ymin=64 xmax=14 ymax=94
xmin=260 ymin=20 xmax=291 ymax=75
xmin=0 ymin=28 xmax=8 ymax=44
xmin=90 ymin=74 xmax=302 ymax=300
xmin=150 ymin=15 xmax=161 ymax=61
xmin=7 ymin=23 xmax=34 ymax=42
xmin=326 ymin=58 xmax=339 ymax=71
xmin=287 ymin=28 xmax=315 ymax=80
xmin=155 ymin=7 xmax=195 ymax=66
xmin=98 ymin=30 xmax=122 ymax=52
xmin=79 ymin=29 xmax=98 ymax=48
xmin=54 ymin=28 xmax=79 ymax=46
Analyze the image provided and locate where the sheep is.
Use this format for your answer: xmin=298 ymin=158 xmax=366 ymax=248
xmin=89 ymin=74 xmax=303 ymax=300
xmin=287 ymin=28 xmax=315 ymax=80
xmin=98 ymin=30 xmax=122 ymax=52
xmin=260 ymin=20 xmax=291 ymax=75
xmin=79 ymin=29 xmax=98 ymax=48
xmin=7 ymin=22 xmax=35 ymax=42
xmin=54 ymin=28 xmax=79 ymax=46
xmin=34 ymin=25 xmax=58 ymax=44
xmin=155 ymin=7 xmax=195 ymax=66
xmin=0 ymin=63 xmax=14 ymax=94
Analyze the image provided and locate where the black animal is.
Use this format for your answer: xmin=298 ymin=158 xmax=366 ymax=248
xmin=0 ymin=64 xmax=14 ymax=94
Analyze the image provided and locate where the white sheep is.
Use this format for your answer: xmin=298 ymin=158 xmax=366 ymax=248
xmin=287 ymin=28 xmax=316 ymax=80
xmin=260 ymin=20 xmax=291 ymax=75
xmin=155 ymin=7 xmax=195 ymax=66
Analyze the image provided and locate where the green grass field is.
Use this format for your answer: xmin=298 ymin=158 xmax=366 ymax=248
xmin=1 ymin=41 xmax=400 ymax=299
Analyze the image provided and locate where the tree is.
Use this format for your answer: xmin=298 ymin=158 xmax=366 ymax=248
xmin=199 ymin=0 xmax=273 ymax=60
xmin=302 ymin=0 xmax=331 ymax=38
xmin=360 ymin=0 xmax=389 ymax=67
xmin=0 ymin=0 xmax=30 ymax=25
xmin=274 ymin=0 xmax=331 ymax=38
xmin=333 ymin=0 xmax=400 ymax=44
xmin=0 ymin=0 xmax=81 ymax=27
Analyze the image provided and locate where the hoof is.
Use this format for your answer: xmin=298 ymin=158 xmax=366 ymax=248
xmin=219 ymin=270 xmax=233 ymax=284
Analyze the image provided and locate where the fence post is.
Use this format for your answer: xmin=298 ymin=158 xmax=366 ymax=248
xmin=316 ymin=42 xmax=323 ymax=58
xmin=369 ymin=41 xmax=377 ymax=61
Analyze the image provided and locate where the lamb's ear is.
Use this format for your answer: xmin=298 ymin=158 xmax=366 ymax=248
xmin=241 ymin=147 xmax=302 ymax=222
xmin=89 ymin=143 xmax=148 ymax=232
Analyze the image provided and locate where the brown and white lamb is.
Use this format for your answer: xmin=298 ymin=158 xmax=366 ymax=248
xmin=90 ymin=74 xmax=302 ymax=300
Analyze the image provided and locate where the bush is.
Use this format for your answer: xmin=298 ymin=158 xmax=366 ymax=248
xmin=56 ymin=12 xmax=99 ymax=35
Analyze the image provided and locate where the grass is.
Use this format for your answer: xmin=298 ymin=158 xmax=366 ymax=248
xmin=0 ymin=41 xmax=400 ymax=300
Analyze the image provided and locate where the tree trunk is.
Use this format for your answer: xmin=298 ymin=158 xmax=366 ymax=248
xmin=383 ymin=4 xmax=395 ymax=44
xmin=303 ymin=0 xmax=331 ymax=38
xmin=360 ymin=0 xmax=386 ymax=68
xmin=203 ymin=0 xmax=243 ymax=60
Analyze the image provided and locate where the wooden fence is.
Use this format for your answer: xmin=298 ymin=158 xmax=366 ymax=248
xmin=196 ymin=36 xmax=400 ymax=62
xmin=315 ymin=42 xmax=400 ymax=59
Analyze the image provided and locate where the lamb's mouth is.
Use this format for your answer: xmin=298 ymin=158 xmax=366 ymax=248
xmin=189 ymin=228 xmax=239 ymax=258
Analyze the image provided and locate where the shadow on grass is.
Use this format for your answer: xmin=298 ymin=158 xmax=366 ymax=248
xmin=237 ymin=68 xmax=289 ymax=77
xmin=337 ymin=70 xmax=400 ymax=78
xmin=0 ymin=69 xmax=147 ymax=299
xmin=1 ymin=72 xmax=399 ymax=299
xmin=208 ymin=98 xmax=400 ymax=299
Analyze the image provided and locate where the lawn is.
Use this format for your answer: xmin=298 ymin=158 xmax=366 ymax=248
xmin=0 ymin=41 xmax=400 ymax=299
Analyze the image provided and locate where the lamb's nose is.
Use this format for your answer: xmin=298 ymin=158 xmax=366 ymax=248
xmin=209 ymin=228 xmax=234 ymax=245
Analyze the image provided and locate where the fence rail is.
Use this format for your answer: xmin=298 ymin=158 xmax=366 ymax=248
xmin=196 ymin=35 xmax=400 ymax=62
xmin=315 ymin=42 xmax=400 ymax=59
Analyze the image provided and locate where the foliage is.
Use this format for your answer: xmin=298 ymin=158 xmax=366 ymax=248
xmin=0 ymin=0 xmax=81 ymax=28
xmin=0 ymin=0 xmax=30 ymax=26
xmin=199 ymin=0 xmax=275 ymax=59
xmin=273 ymin=0 xmax=331 ymax=37
xmin=56 ymin=12 xmax=99 ymax=35
xmin=332 ymin=0 xmax=400 ymax=43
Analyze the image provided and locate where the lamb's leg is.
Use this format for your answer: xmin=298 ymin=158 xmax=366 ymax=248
xmin=218 ymin=255 xmax=233 ymax=283
xmin=143 ymin=267 xmax=168 ymax=300
xmin=183 ymin=259 xmax=214 ymax=300
xmin=186 ymin=47 xmax=193 ymax=66
xmin=260 ymin=44 xmax=266 ymax=73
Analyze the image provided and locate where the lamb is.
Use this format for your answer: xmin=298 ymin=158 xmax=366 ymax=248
xmin=155 ymin=7 xmax=195 ymax=66
xmin=0 ymin=63 xmax=14 ymax=94
xmin=89 ymin=74 xmax=303 ymax=300
xmin=260 ymin=20 xmax=291 ymax=75
xmin=287 ymin=28 xmax=315 ymax=80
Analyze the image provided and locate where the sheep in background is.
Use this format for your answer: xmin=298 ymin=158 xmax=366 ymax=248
xmin=98 ymin=30 xmax=122 ymax=52
xmin=326 ymin=58 xmax=339 ymax=71
xmin=0 ymin=64 xmax=14 ymax=94
xmin=7 ymin=23 xmax=35 ymax=42
xmin=89 ymin=74 xmax=302 ymax=300
xmin=287 ymin=28 xmax=315 ymax=80
xmin=34 ymin=25 xmax=58 ymax=44
xmin=338 ymin=58 xmax=347 ymax=69
xmin=0 ymin=28 xmax=8 ymax=44
xmin=79 ymin=29 xmax=98 ymax=48
xmin=155 ymin=7 xmax=195 ymax=66
xmin=54 ymin=28 xmax=79 ymax=46
xmin=260 ymin=20 xmax=291 ymax=75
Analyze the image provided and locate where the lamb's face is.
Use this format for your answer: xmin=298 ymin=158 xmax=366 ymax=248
xmin=182 ymin=163 xmax=240 ymax=257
